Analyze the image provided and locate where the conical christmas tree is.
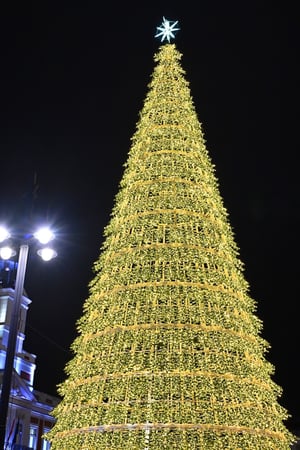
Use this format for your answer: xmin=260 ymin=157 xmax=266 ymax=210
xmin=47 ymin=20 xmax=295 ymax=449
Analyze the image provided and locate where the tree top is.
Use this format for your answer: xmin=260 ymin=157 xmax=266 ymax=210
xmin=155 ymin=17 xmax=180 ymax=43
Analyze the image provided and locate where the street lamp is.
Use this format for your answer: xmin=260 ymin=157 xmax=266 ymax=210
xmin=0 ymin=226 xmax=57 ymax=449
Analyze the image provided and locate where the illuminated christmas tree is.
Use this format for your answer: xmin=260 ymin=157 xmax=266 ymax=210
xmin=47 ymin=18 xmax=295 ymax=449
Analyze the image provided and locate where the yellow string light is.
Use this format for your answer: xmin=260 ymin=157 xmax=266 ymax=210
xmin=46 ymin=44 xmax=295 ymax=449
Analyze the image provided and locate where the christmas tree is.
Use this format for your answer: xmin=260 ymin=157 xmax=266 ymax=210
xmin=47 ymin=19 xmax=295 ymax=449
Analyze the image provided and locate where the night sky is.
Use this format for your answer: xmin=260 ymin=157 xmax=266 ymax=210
xmin=0 ymin=1 xmax=298 ymax=430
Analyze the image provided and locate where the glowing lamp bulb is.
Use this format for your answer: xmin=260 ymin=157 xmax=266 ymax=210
xmin=37 ymin=247 xmax=57 ymax=261
xmin=0 ymin=246 xmax=16 ymax=260
xmin=34 ymin=227 xmax=55 ymax=244
xmin=0 ymin=226 xmax=10 ymax=243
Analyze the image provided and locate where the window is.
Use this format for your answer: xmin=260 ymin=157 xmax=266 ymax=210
xmin=0 ymin=297 xmax=8 ymax=323
xmin=0 ymin=297 xmax=8 ymax=338
xmin=42 ymin=431 xmax=51 ymax=450
xmin=29 ymin=426 xmax=38 ymax=450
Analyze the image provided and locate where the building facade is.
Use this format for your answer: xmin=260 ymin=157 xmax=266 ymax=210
xmin=0 ymin=260 xmax=60 ymax=450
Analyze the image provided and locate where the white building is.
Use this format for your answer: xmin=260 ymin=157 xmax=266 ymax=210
xmin=0 ymin=260 xmax=59 ymax=450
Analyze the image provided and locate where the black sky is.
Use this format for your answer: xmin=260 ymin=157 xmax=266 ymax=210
xmin=0 ymin=1 xmax=298 ymax=430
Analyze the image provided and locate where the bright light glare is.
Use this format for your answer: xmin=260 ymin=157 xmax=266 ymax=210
xmin=0 ymin=246 xmax=16 ymax=260
xmin=37 ymin=247 xmax=57 ymax=262
xmin=0 ymin=226 xmax=10 ymax=243
xmin=34 ymin=227 xmax=55 ymax=244
xmin=155 ymin=17 xmax=180 ymax=42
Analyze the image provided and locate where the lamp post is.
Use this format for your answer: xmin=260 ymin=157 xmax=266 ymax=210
xmin=0 ymin=226 xmax=57 ymax=450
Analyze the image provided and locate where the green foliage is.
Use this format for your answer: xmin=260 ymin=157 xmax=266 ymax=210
xmin=46 ymin=44 xmax=295 ymax=449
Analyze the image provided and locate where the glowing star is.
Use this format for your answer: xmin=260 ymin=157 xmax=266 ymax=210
xmin=155 ymin=17 xmax=180 ymax=43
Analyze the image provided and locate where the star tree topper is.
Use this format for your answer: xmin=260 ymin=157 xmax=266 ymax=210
xmin=155 ymin=17 xmax=180 ymax=43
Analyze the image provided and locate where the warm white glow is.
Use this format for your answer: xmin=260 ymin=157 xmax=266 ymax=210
xmin=0 ymin=246 xmax=16 ymax=260
xmin=34 ymin=227 xmax=55 ymax=244
xmin=37 ymin=247 xmax=57 ymax=261
xmin=0 ymin=226 xmax=10 ymax=243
